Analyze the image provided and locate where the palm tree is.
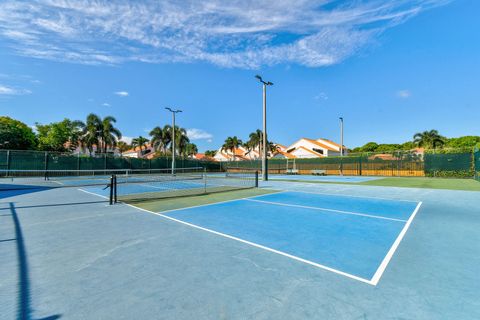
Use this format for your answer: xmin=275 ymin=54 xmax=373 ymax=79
xmin=172 ymin=126 xmax=189 ymax=156
xmin=82 ymin=113 xmax=102 ymax=155
xmin=413 ymin=130 xmax=445 ymax=149
xmin=80 ymin=113 xmax=122 ymax=154
xmin=222 ymin=136 xmax=243 ymax=161
xmin=205 ymin=150 xmax=217 ymax=158
xmin=66 ymin=119 xmax=85 ymax=152
xmin=246 ymin=129 xmax=263 ymax=159
xmin=149 ymin=126 xmax=170 ymax=154
xmin=100 ymin=116 xmax=122 ymax=153
xmin=268 ymin=141 xmax=279 ymax=154
xmin=183 ymin=143 xmax=198 ymax=157
xmin=131 ymin=136 xmax=149 ymax=152
xmin=116 ymin=141 xmax=131 ymax=153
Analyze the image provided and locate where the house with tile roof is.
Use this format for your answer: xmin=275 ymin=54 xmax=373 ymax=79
xmin=122 ymin=144 xmax=155 ymax=158
xmin=213 ymin=145 xmax=256 ymax=161
xmin=275 ymin=138 xmax=346 ymax=159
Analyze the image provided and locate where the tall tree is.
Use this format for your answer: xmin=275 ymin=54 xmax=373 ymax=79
xmin=222 ymin=136 xmax=242 ymax=161
xmin=183 ymin=143 xmax=198 ymax=157
xmin=81 ymin=113 xmax=102 ymax=154
xmin=36 ymin=118 xmax=85 ymax=152
xmin=100 ymin=116 xmax=122 ymax=153
xmin=204 ymin=150 xmax=217 ymax=158
xmin=150 ymin=126 xmax=170 ymax=154
xmin=116 ymin=141 xmax=131 ymax=153
xmin=246 ymin=129 xmax=263 ymax=157
xmin=413 ymin=130 xmax=445 ymax=149
xmin=0 ymin=116 xmax=37 ymax=150
xmin=81 ymin=114 xmax=122 ymax=154
xmin=131 ymin=136 xmax=149 ymax=151
xmin=175 ymin=127 xmax=190 ymax=156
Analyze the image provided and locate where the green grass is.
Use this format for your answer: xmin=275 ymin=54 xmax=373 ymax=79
xmin=129 ymin=188 xmax=279 ymax=213
xmin=273 ymin=176 xmax=480 ymax=191
xmin=360 ymin=177 xmax=480 ymax=191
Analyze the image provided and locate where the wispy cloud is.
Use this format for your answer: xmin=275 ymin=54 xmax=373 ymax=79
xmin=187 ymin=128 xmax=213 ymax=140
xmin=314 ymin=92 xmax=328 ymax=100
xmin=121 ymin=136 xmax=133 ymax=144
xmin=396 ymin=89 xmax=411 ymax=99
xmin=0 ymin=84 xmax=31 ymax=95
xmin=114 ymin=91 xmax=128 ymax=97
xmin=102 ymin=102 xmax=111 ymax=106
xmin=0 ymin=1 xmax=451 ymax=68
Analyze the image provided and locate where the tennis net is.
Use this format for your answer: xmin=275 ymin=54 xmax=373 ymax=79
xmin=112 ymin=169 xmax=258 ymax=203
xmin=0 ymin=167 xmax=203 ymax=190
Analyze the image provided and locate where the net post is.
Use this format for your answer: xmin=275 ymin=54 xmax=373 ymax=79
xmin=204 ymin=167 xmax=207 ymax=193
xmin=255 ymin=170 xmax=259 ymax=187
xmin=109 ymin=175 xmax=114 ymax=205
xmin=114 ymin=175 xmax=117 ymax=203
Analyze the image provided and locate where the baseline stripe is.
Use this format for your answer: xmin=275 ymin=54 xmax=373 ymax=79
xmin=370 ymin=201 xmax=423 ymax=285
xmin=244 ymin=198 xmax=407 ymax=222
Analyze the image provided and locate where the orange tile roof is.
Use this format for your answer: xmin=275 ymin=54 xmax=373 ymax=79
xmin=124 ymin=143 xmax=153 ymax=153
xmin=319 ymin=138 xmax=342 ymax=148
xmin=303 ymin=138 xmax=338 ymax=151
xmin=274 ymin=150 xmax=296 ymax=159
xmin=294 ymin=146 xmax=325 ymax=157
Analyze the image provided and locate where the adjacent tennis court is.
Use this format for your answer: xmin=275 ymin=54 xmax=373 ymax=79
xmin=268 ymin=174 xmax=382 ymax=183
xmin=142 ymin=191 xmax=421 ymax=284
xmin=2 ymin=170 xmax=479 ymax=319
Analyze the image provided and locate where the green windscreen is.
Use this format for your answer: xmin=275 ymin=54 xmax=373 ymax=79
xmin=474 ymin=147 xmax=480 ymax=181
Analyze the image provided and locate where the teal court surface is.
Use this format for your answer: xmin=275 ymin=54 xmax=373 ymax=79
xmin=1 ymin=179 xmax=479 ymax=319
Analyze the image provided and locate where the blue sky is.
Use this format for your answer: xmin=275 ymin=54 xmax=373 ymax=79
xmin=0 ymin=0 xmax=478 ymax=151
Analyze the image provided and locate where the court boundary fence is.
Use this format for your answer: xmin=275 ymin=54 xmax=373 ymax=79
xmin=1 ymin=148 xmax=478 ymax=179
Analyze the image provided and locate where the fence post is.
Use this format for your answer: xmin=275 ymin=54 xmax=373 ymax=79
xmin=358 ymin=156 xmax=362 ymax=176
xmin=255 ymin=171 xmax=259 ymax=187
xmin=204 ymin=167 xmax=207 ymax=193
xmin=44 ymin=151 xmax=49 ymax=172
xmin=6 ymin=150 xmax=10 ymax=174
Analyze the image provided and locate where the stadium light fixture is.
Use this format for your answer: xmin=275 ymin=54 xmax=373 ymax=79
xmin=339 ymin=117 xmax=344 ymax=176
xmin=165 ymin=107 xmax=182 ymax=174
xmin=255 ymin=75 xmax=273 ymax=181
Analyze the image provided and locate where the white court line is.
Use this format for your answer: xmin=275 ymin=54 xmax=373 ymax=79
xmin=244 ymin=198 xmax=407 ymax=223
xmin=78 ymin=188 xmax=110 ymax=200
xmin=370 ymin=201 xmax=423 ymax=285
xmin=120 ymin=201 xmax=374 ymax=285
xmin=154 ymin=190 xmax=288 ymax=215
xmin=78 ymin=187 xmax=417 ymax=285
xmin=265 ymin=185 xmax=419 ymax=203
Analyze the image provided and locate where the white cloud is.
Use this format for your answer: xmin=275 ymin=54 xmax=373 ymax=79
xmin=396 ymin=90 xmax=411 ymax=99
xmin=114 ymin=91 xmax=128 ymax=97
xmin=121 ymin=136 xmax=133 ymax=144
xmin=102 ymin=102 xmax=111 ymax=106
xmin=314 ymin=92 xmax=328 ymax=100
xmin=187 ymin=128 xmax=213 ymax=140
xmin=0 ymin=84 xmax=31 ymax=95
xmin=0 ymin=1 xmax=451 ymax=68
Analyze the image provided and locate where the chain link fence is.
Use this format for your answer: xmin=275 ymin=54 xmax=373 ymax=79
xmin=0 ymin=150 xmax=223 ymax=173
xmin=0 ymin=149 xmax=477 ymax=178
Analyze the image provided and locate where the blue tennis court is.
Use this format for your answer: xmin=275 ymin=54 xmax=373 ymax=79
xmin=268 ymin=175 xmax=382 ymax=183
xmin=150 ymin=191 xmax=421 ymax=284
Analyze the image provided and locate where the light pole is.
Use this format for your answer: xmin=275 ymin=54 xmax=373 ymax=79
xmin=255 ymin=75 xmax=273 ymax=181
xmin=165 ymin=107 xmax=182 ymax=174
xmin=339 ymin=117 xmax=344 ymax=176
